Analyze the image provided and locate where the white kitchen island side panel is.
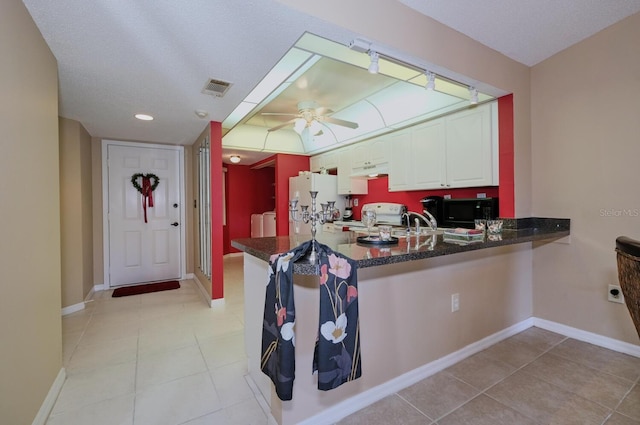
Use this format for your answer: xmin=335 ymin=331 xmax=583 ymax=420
xmin=243 ymin=244 xmax=533 ymax=424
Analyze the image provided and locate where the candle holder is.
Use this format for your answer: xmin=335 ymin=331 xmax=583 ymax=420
xmin=289 ymin=191 xmax=337 ymax=263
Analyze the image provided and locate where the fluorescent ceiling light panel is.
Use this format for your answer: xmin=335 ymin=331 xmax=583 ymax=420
xmin=244 ymin=48 xmax=312 ymax=104
xmin=223 ymin=101 xmax=258 ymax=129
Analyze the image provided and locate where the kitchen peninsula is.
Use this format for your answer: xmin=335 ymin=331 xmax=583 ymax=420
xmin=232 ymin=218 xmax=569 ymax=425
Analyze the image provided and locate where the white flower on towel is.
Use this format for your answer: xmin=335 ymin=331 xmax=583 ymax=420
xmin=281 ymin=321 xmax=295 ymax=346
xmin=277 ymin=252 xmax=294 ymax=273
xmin=320 ymin=313 xmax=347 ymax=344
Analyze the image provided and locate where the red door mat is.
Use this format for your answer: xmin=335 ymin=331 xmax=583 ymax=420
xmin=112 ymin=280 xmax=180 ymax=297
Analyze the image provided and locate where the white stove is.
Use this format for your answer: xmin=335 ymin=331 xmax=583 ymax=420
xmin=360 ymin=202 xmax=407 ymax=226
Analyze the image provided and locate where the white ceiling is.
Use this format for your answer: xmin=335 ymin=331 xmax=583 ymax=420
xmin=399 ymin=0 xmax=640 ymax=67
xmin=21 ymin=0 xmax=640 ymax=165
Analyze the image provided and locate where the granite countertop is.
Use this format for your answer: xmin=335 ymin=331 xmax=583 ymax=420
xmin=231 ymin=217 xmax=570 ymax=275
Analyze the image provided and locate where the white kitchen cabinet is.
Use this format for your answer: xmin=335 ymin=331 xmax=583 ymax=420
xmin=309 ymin=151 xmax=338 ymax=172
xmin=351 ymin=136 xmax=390 ymax=176
xmin=389 ymin=119 xmax=447 ymax=191
xmin=444 ymin=104 xmax=494 ymax=188
xmin=388 ymin=130 xmax=412 ymax=191
xmin=388 ymin=102 xmax=496 ymax=191
xmin=413 ymin=119 xmax=446 ymax=188
xmin=337 ymin=146 xmax=368 ymax=195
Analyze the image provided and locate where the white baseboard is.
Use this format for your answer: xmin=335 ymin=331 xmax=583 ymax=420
xmin=32 ymin=368 xmax=65 ymax=425
xmin=192 ymin=274 xmax=213 ymax=307
xmin=245 ymin=375 xmax=278 ymax=425
xmin=93 ymin=284 xmax=105 ymax=292
xmin=61 ymin=302 xmax=85 ymax=316
xmin=85 ymin=286 xmax=96 ymax=301
xmin=191 ymin=273 xmax=227 ymax=308
xmin=211 ymin=298 xmax=226 ymax=308
xmin=298 ymin=318 xmax=535 ymax=425
xmin=185 ymin=273 xmax=195 ymax=279
xmin=533 ymin=318 xmax=640 ymax=357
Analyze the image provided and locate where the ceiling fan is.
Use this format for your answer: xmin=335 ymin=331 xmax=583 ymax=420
xmin=263 ymin=100 xmax=359 ymax=136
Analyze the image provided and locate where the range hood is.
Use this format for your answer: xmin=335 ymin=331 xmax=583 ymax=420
xmin=350 ymin=163 xmax=389 ymax=178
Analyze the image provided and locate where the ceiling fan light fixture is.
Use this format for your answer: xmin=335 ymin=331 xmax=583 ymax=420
xmin=309 ymin=120 xmax=323 ymax=136
xmin=293 ymin=118 xmax=306 ymax=135
xmin=368 ymin=51 xmax=379 ymax=74
xmin=229 ymin=155 xmax=241 ymax=164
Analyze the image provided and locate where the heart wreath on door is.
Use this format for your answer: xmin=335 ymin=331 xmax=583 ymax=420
xmin=131 ymin=173 xmax=160 ymax=223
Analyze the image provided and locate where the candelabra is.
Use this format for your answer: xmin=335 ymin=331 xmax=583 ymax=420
xmin=289 ymin=191 xmax=338 ymax=263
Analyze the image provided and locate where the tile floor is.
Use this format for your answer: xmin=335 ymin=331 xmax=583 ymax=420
xmin=50 ymin=256 xmax=640 ymax=425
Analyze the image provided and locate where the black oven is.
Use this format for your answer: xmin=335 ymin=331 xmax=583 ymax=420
xmin=442 ymin=198 xmax=499 ymax=228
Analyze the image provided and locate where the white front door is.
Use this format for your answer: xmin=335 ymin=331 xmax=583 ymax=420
xmin=104 ymin=142 xmax=183 ymax=287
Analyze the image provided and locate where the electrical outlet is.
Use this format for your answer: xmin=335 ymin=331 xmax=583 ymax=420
xmin=477 ymin=193 xmax=487 ymax=198
xmin=444 ymin=194 xmax=451 ymax=199
xmin=353 ymin=198 xmax=358 ymax=207
xmin=451 ymin=293 xmax=460 ymax=312
xmin=608 ymin=284 xmax=625 ymax=304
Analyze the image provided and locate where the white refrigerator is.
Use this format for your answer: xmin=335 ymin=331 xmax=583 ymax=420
xmin=289 ymin=173 xmax=344 ymax=235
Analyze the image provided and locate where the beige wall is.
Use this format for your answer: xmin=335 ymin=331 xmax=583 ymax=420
xmin=60 ymin=117 xmax=93 ymax=307
xmin=531 ymin=13 xmax=640 ymax=343
xmin=0 ymin=0 xmax=62 ymax=423
xmin=276 ymin=0 xmax=532 ymax=217
xmin=245 ymin=245 xmax=533 ymax=423
xmin=91 ymin=138 xmax=104 ymax=285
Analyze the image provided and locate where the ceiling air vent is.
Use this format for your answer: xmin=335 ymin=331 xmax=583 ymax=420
xmin=201 ymin=78 xmax=232 ymax=97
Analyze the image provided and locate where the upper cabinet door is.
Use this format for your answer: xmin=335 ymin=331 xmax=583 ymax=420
xmin=412 ymin=119 xmax=446 ymax=189
xmin=388 ymin=130 xmax=412 ymax=191
xmin=445 ymin=104 xmax=494 ymax=188
xmin=369 ymin=137 xmax=390 ymax=166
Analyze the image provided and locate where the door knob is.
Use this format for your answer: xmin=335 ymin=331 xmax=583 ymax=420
xmin=171 ymin=222 xmax=179 ymax=227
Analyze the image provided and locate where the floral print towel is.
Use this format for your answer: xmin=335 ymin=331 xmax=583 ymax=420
xmin=261 ymin=240 xmax=362 ymax=401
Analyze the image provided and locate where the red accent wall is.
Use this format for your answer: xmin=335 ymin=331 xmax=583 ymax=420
xmin=210 ymin=122 xmax=224 ymax=300
xmin=498 ymin=94 xmax=515 ymax=218
xmin=274 ymin=153 xmax=310 ymax=235
xmin=351 ymin=177 xmax=499 ymax=219
xmin=224 ymin=164 xmax=275 ymax=254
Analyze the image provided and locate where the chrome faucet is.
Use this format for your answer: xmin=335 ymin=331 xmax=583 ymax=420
xmin=422 ymin=209 xmax=438 ymax=231
xmin=403 ymin=210 xmax=438 ymax=233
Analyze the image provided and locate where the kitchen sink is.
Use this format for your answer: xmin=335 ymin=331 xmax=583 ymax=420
xmin=392 ymin=228 xmax=445 ymax=237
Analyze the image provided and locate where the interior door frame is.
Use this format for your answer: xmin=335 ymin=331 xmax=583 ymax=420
xmin=101 ymin=139 xmax=187 ymax=289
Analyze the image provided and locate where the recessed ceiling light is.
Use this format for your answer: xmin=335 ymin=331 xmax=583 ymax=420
xmin=135 ymin=114 xmax=154 ymax=121
xmin=195 ymin=109 xmax=208 ymax=119
xmin=229 ymin=155 xmax=241 ymax=164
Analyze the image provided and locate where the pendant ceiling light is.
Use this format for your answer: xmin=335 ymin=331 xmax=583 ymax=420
xmin=368 ymin=51 xmax=379 ymax=74
xmin=425 ymin=71 xmax=436 ymax=90
xmin=469 ymin=86 xmax=479 ymax=105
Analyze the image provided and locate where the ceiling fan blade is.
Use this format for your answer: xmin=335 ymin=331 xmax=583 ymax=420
xmin=320 ymin=116 xmax=359 ymax=129
xmin=261 ymin=112 xmax=299 ymax=117
xmin=314 ymin=107 xmax=334 ymax=116
xmin=267 ymin=119 xmax=296 ymax=132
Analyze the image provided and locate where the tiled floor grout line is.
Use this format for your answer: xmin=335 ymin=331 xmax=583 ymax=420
xmin=394 ymin=392 xmax=437 ymax=422
xmin=438 ymin=335 xmax=574 ymax=424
